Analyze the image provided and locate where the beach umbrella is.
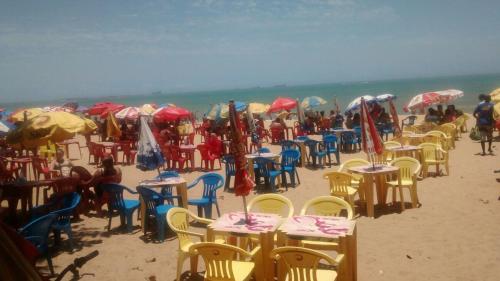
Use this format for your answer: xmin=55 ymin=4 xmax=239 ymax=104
xmin=403 ymin=92 xmax=441 ymax=113
xmin=153 ymin=105 xmax=191 ymax=123
xmin=301 ymin=96 xmax=327 ymax=110
xmin=206 ymin=101 xmax=246 ymax=120
xmin=75 ymin=105 xmax=89 ymax=113
xmin=435 ymin=89 xmax=464 ymax=103
xmin=6 ymin=111 xmax=97 ymax=148
xmin=87 ymin=102 xmax=125 ymax=116
xmin=140 ymin=104 xmax=157 ymax=115
xmin=247 ymin=103 xmax=270 ymax=114
xmin=106 ymin=112 xmax=121 ymax=139
xmin=63 ymin=102 xmax=79 ymax=112
xmin=376 ymin=93 xmax=396 ymax=103
xmin=0 ymin=120 xmax=15 ymax=136
xmin=228 ymin=100 xmax=255 ymax=222
xmin=115 ymin=106 xmax=140 ymax=120
xmin=345 ymin=95 xmax=376 ymax=113
xmin=360 ymin=98 xmax=383 ymax=165
xmin=10 ymin=108 xmax=44 ymax=123
xmin=494 ymin=103 xmax=500 ymax=119
xmin=42 ymin=106 xmax=74 ymax=113
xmin=388 ymin=99 xmax=401 ymax=137
xmin=136 ymin=116 xmax=165 ymax=171
xmin=268 ymin=97 xmax=297 ymax=113
xmin=489 ymin=88 xmax=500 ymax=103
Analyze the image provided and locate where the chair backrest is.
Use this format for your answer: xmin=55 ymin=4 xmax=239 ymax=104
xmin=384 ymin=141 xmax=401 ymax=149
xmin=304 ymin=139 xmax=322 ymax=156
xmin=167 ymin=207 xmax=198 ymax=251
xmin=157 ymin=170 xmax=179 ymax=179
xmin=100 ymin=183 xmax=126 ymax=211
xmin=281 ymin=149 xmax=300 ymax=167
xmin=389 ymin=157 xmax=421 ymax=182
xmin=170 ymin=145 xmax=183 ymax=160
xmin=270 ymin=246 xmax=339 ymax=281
xmin=323 ymin=135 xmax=338 ymax=151
xmin=19 ymin=213 xmax=57 ymax=248
xmin=195 ymin=173 xmax=224 ymax=200
xmin=280 ymin=140 xmax=295 ymax=151
xmin=323 ymin=171 xmax=354 ymax=196
xmin=254 ymin=157 xmax=276 ymax=178
xmin=70 ymin=166 xmax=93 ymax=182
xmin=222 ymin=154 xmax=236 ymax=176
xmin=342 ymin=131 xmax=357 ymax=144
xmin=338 ymin=158 xmax=370 ymax=173
xmin=190 ymin=242 xmax=254 ymax=281
xmin=136 ymin=186 xmax=163 ymax=216
xmin=418 ymin=142 xmax=441 ymax=161
xmin=52 ymin=176 xmax=79 ymax=195
xmin=247 ymin=194 xmax=294 ymax=218
xmin=300 ymin=196 xmax=353 ymax=219
xmin=53 ymin=192 xmax=81 ymax=225
xmin=197 ymin=144 xmax=211 ymax=159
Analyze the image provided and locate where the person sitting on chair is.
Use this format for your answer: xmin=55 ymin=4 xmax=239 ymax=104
xmin=51 ymin=148 xmax=73 ymax=177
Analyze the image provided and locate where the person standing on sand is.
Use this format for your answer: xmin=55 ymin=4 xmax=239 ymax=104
xmin=473 ymin=94 xmax=494 ymax=155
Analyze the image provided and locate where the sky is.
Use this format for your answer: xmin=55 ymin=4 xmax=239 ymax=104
xmin=1 ymin=0 xmax=500 ymax=102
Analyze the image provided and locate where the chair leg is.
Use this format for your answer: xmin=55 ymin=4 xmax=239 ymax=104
xmin=410 ymin=184 xmax=419 ymax=208
xmin=399 ymin=186 xmax=405 ymax=211
xmin=295 ymin=169 xmax=301 ymax=184
xmin=65 ymin=226 xmax=74 ymax=251
xmin=204 ymin=205 xmax=213 ymax=219
xmin=176 ymin=252 xmax=188 ymax=281
xmin=126 ymin=212 xmax=134 ymax=233
xmin=189 ymin=254 xmax=199 ymax=277
xmin=214 ymin=202 xmax=221 ymax=217
xmin=157 ymin=217 xmax=165 ymax=241
xmin=46 ymin=250 xmax=54 ymax=275
xmin=197 ymin=206 xmax=203 ymax=217
xmin=107 ymin=210 xmax=113 ymax=232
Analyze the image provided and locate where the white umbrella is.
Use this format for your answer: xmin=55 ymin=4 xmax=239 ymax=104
xmin=434 ymin=89 xmax=463 ymax=103
xmin=115 ymin=107 xmax=140 ymax=119
xmin=345 ymin=95 xmax=376 ymax=113
xmin=375 ymin=93 xmax=396 ymax=103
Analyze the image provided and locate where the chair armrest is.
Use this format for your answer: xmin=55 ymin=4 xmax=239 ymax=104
xmin=191 ymin=214 xmax=214 ymax=225
xmin=175 ymin=229 xmax=205 ymax=239
xmin=248 ymin=245 xmax=261 ymax=259
xmin=187 ymin=179 xmax=200 ymax=189
xmin=123 ymin=186 xmax=138 ymax=194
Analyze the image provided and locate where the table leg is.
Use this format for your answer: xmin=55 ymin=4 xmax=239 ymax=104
xmin=375 ymin=175 xmax=387 ymax=206
xmin=299 ymin=143 xmax=306 ymax=167
xmin=364 ymin=175 xmax=375 ymax=218
xmin=338 ymin=235 xmax=349 ymax=281
xmin=259 ymin=232 xmax=275 ymax=281
xmin=349 ymin=226 xmax=358 ymax=281
xmin=140 ymin=195 xmax=146 ymax=233
xmin=176 ymin=183 xmax=188 ymax=208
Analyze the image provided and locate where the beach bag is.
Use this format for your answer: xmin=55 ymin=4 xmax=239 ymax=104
xmin=469 ymin=126 xmax=481 ymax=141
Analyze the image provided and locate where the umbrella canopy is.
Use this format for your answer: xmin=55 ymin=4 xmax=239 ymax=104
xmin=228 ymin=100 xmax=255 ymax=197
xmin=136 ymin=116 xmax=164 ymax=171
xmin=404 ymin=92 xmax=441 ymax=113
xmin=10 ymin=108 xmax=44 ymax=123
xmin=434 ymin=89 xmax=464 ymax=103
xmin=7 ymin=112 xmax=97 ymax=148
xmin=115 ymin=107 xmax=140 ymax=120
xmin=206 ymin=101 xmax=246 ymax=120
xmin=247 ymin=103 xmax=270 ymax=114
xmin=360 ymin=98 xmax=383 ymax=157
xmin=268 ymin=97 xmax=297 ymax=113
xmin=139 ymin=104 xmax=157 ymax=115
xmin=63 ymin=102 xmax=79 ymax=111
xmin=489 ymin=88 xmax=500 ymax=103
xmin=301 ymin=96 xmax=327 ymax=110
xmin=0 ymin=120 xmax=15 ymax=135
xmin=42 ymin=106 xmax=74 ymax=113
xmin=153 ymin=105 xmax=191 ymax=123
xmin=494 ymin=102 xmax=500 ymax=119
xmin=106 ymin=112 xmax=122 ymax=139
xmin=345 ymin=95 xmax=376 ymax=113
xmin=87 ymin=102 xmax=125 ymax=116
xmin=375 ymin=93 xmax=396 ymax=103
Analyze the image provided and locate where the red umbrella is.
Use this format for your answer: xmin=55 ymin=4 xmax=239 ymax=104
xmin=360 ymin=98 xmax=383 ymax=165
xmin=87 ymin=102 xmax=125 ymax=116
xmin=153 ymin=106 xmax=191 ymax=123
xmin=268 ymin=97 xmax=297 ymax=113
xmin=99 ymin=104 xmax=126 ymax=119
xmin=228 ymin=100 xmax=255 ymax=222
xmin=403 ymin=92 xmax=440 ymax=113
xmin=388 ymin=99 xmax=401 ymax=137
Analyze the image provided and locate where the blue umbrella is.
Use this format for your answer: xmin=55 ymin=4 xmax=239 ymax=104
xmin=136 ymin=116 xmax=164 ymax=171
xmin=375 ymin=93 xmax=396 ymax=103
xmin=0 ymin=120 xmax=15 ymax=136
xmin=206 ymin=101 xmax=247 ymax=120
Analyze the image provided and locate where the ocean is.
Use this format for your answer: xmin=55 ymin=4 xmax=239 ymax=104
xmin=2 ymin=73 xmax=499 ymax=118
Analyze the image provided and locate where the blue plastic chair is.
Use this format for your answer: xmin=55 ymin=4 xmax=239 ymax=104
xmin=156 ymin=170 xmax=182 ymax=205
xmin=380 ymin=123 xmax=394 ymax=141
xmin=187 ymin=173 xmax=224 ymax=218
xmin=280 ymin=140 xmax=296 ymax=151
xmin=222 ymin=155 xmax=236 ymax=191
xmin=353 ymin=126 xmax=362 ymax=149
xmin=304 ymin=139 xmax=327 ymax=167
xmin=19 ymin=213 xmax=57 ymax=275
xmin=51 ymin=192 xmax=81 ymax=251
xmin=342 ymin=131 xmax=359 ymax=152
xmin=323 ymin=135 xmax=340 ymax=166
xmin=100 ymin=183 xmax=140 ymax=233
xmin=280 ymin=149 xmax=301 ymax=189
xmin=254 ymin=157 xmax=282 ymax=192
xmin=136 ymin=186 xmax=174 ymax=241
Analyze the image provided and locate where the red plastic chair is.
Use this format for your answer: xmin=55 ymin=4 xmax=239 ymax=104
xmin=31 ymin=156 xmax=55 ymax=181
xmin=293 ymin=121 xmax=306 ymax=138
xmin=120 ymin=141 xmax=137 ymax=165
xmin=197 ymin=144 xmax=218 ymax=171
xmin=170 ymin=145 xmax=187 ymax=172
xmin=161 ymin=144 xmax=171 ymax=169
xmin=270 ymin=127 xmax=285 ymax=144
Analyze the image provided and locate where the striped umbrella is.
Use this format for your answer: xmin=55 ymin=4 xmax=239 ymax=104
xmin=115 ymin=107 xmax=140 ymax=120
xmin=404 ymin=92 xmax=441 ymax=113
xmin=360 ymin=98 xmax=383 ymax=164
xmin=206 ymin=101 xmax=246 ymax=120
xmin=434 ymin=89 xmax=463 ymax=103
xmin=301 ymin=96 xmax=327 ymax=110
xmin=345 ymin=95 xmax=376 ymax=113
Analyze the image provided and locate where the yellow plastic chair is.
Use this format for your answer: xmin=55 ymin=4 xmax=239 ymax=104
xmin=38 ymin=141 xmax=57 ymax=162
xmin=418 ymin=142 xmax=449 ymax=177
xmin=384 ymin=141 xmax=402 ymax=162
xmin=453 ymin=116 xmax=465 ymax=138
xmin=386 ymin=157 xmax=421 ymax=210
xmin=437 ymin=124 xmax=457 ymax=148
xmin=270 ymin=247 xmax=343 ymax=281
xmin=426 ymin=130 xmax=451 ymax=151
xmin=167 ymin=207 xmax=225 ymax=281
xmin=391 ymin=135 xmax=409 ymax=146
xmin=247 ymin=194 xmax=294 ymax=218
xmin=190 ymin=242 xmax=261 ymax=281
xmin=337 ymin=158 xmax=370 ymax=190
xmin=323 ymin=171 xmax=358 ymax=209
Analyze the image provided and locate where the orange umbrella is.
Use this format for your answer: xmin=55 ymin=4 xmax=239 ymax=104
xmin=268 ymin=97 xmax=297 ymax=113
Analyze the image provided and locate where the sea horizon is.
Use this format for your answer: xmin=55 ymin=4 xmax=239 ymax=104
xmin=2 ymin=72 xmax=499 ymax=116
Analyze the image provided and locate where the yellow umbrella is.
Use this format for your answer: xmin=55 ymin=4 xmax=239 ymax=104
xmin=490 ymin=88 xmax=500 ymax=103
xmin=247 ymin=103 xmax=270 ymax=114
xmin=106 ymin=112 xmax=121 ymax=139
xmin=7 ymin=111 xmax=97 ymax=148
xmin=10 ymin=108 xmax=44 ymax=123
xmin=139 ymin=104 xmax=157 ymax=115
xmin=494 ymin=102 xmax=500 ymax=120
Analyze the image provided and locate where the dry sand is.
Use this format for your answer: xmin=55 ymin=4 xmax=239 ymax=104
xmin=9 ymin=117 xmax=500 ymax=281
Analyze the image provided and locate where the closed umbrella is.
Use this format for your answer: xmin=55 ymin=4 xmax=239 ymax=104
xmin=301 ymin=96 xmax=327 ymax=110
xmin=7 ymin=111 xmax=97 ymax=148
xmin=136 ymin=116 xmax=164 ymax=171
xmin=388 ymin=99 xmax=401 ymax=137
xmin=268 ymin=97 xmax=297 ymax=113
xmin=404 ymin=92 xmax=441 ymax=113
xmin=106 ymin=112 xmax=121 ymax=140
xmin=345 ymin=95 xmax=376 ymax=113
xmin=360 ymin=98 xmax=383 ymax=168
xmin=228 ymin=100 xmax=255 ymax=223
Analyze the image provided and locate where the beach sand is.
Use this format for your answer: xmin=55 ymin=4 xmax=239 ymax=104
xmin=8 ymin=116 xmax=500 ymax=281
